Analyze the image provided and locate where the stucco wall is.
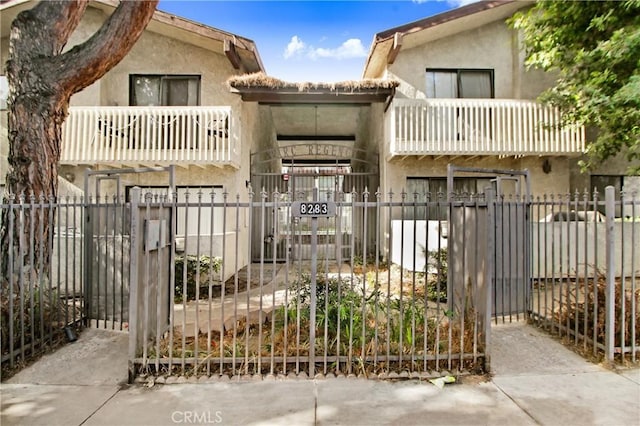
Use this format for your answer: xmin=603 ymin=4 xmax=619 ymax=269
xmin=378 ymin=16 xmax=580 ymax=198
xmin=51 ymin=6 xmax=242 ymax=109
xmin=96 ymin=26 xmax=240 ymax=108
xmin=388 ymin=20 xmax=516 ymax=100
xmin=570 ymin=153 xmax=640 ymax=193
xmin=1 ymin=5 xmax=251 ymax=193
xmin=386 ymin=16 xmax=557 ymax=103
xmin=378 ymin=154 xmax=571 ymax=199
xmin=248 ymin=104 xmax=278 ymax=175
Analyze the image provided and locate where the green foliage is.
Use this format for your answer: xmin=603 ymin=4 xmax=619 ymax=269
xmin=424 ymin=247 xmax=448 ymax=302
xmin=510 ymin=0 xmax=640 ymax=173
xmin=277 ymin=274 xmax=383 ymax=353
xmin=1 ymin=286 xmax=67 ymax=359
xmin=174 ymin=255 xmax=221 ymax=302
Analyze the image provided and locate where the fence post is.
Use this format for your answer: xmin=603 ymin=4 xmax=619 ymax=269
xmin=483 ymin=187 xmax=496 ymax=372
xmin=83 ymin=168 xmax=92 ymax=326
xmin=128 ymin=187 xmax=141 ymax=383
xmin=604 ymin=186 xmax=615 ymax=364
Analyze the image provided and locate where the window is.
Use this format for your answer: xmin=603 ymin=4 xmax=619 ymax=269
xmin=126 ymin=185 xmax=225 ymax=235
xmin=590 ymin=175 xmax=629 ymax=216
xmin=425 ymin=69 xmax=494 ymax=99
xmin=405 ymin=177 xmax=493 ymax=220
xmin=126 ymin=75 xmax=203 ymax=150
xmin=591 ymin=175 xmax=623 ymax=197
xmin=130 ymin=75 xmax=200 ymax=106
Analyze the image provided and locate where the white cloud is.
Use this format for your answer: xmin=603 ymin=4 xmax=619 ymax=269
xmin=413 ymin=0 xmax=481 ymax=7
xmin=308 ymin=38 xmax=368 ymax=60
xmin=283 ymin=36 xmax=368 ymax=61
xmin=446 ymin=0 xmax=481 ymax=6
xmin=283 ymin=35 xmax=306 ymax=59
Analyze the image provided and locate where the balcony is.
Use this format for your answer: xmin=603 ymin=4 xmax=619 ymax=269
xmin=61 ymin=106 xmax=239 ymax=168
xmin=387 ymin=99 xmax=585 ymax=158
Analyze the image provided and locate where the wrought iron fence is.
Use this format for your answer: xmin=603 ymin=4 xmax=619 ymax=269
xmin=528 ymin=187 xmax=639 ymax=363
xmin=2 ymin=185 xmax=637 ymax=378
xmin=1 ymin=195 xmax=85 ymax=370
xmin=127 ymin=188 xmax=489 ymax=379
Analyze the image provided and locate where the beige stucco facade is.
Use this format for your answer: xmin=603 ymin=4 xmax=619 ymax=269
xmin=1 ymin=2 xmax=264 ymax=197
xmin=49 ymin=6 xmax=252 ymax=197
xmin=373 ymin=6 xmax=587 ymax=198
xmin=1 ymin=1 xmax=635 ymax=202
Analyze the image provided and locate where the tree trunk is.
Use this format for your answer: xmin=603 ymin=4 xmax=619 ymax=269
xmin=1 ymin=0 xmax=157 ymax=353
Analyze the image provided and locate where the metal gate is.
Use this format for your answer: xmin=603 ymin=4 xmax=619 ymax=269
xmin=447 ymin=165 xmax=530 ymax=321
xmin=129 ymin=185 xmax=491 ymax=380
xmin=251 ymin=145 xmax=378 ymax=262
xmin=253 ymin=170 xmax=371 ymax=262
xmin=83 ymin=167 xmax=175 ymax=330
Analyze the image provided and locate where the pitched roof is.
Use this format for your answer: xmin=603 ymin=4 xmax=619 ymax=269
xmin=0 ymin=0 xmax=265 ymax=74
xmin=362 ymin=0 xmax=531 ymax=79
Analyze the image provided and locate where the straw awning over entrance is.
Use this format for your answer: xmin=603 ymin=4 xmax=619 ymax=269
xmin=227 ymin=72 xmax=398 ymax=106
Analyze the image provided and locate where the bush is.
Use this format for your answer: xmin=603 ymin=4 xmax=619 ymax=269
xmin=174 ymin=255 xmax=221 ymax=302
xmin=424 ymin=247 xmax=447 ymax=302
xmin=275 ymin=274 xmax=383 ymax=354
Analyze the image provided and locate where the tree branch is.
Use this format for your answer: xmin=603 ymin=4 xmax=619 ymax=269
xmin=11 ymin=0 xmax=88 ymax=58
xmin=54 ymin=0 xmax=158 ymax=98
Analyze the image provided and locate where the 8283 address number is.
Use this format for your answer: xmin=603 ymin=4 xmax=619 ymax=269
xmin=291 ymin=201 xmax=336 ymax=217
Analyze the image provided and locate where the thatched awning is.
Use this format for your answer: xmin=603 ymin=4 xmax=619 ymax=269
xmin=227 ymin=72 xmax=399 ymax=104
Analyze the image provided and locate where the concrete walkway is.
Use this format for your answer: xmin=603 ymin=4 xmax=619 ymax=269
xmin=2 ymin=323 xmax=639 ymax=426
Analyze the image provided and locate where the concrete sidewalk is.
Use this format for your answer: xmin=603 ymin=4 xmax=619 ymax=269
xmin=2 ymin=324 xmax=639 ymax=426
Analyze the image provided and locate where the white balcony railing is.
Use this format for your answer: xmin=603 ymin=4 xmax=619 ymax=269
xmin=61 ymin=106 xmax=239 ymax=167
xmin=388 ymin=99 xmax=585 ymax=157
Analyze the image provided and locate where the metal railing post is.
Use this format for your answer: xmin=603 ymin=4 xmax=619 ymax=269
xmin=604 ymin=186 xmax=615 ymax=364
xmin=128 ymin=187 xmax=141 ymax=383
xmin=309 ymin=188 xmax=318 ymax=377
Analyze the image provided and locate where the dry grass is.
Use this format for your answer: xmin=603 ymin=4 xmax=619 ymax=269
xmin=227 ymin=72 xmax=400 ymax=91
xmin=555 ymin=273 xmax=640 ymax=361
xmin=151 ymin=291 xmax=482 ymax=376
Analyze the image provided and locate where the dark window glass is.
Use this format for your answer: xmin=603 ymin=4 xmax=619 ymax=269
xmin=425 ymin=69 xmax=494 ymax=99
xmin=130 ymin=75 xmax=200 ymax=106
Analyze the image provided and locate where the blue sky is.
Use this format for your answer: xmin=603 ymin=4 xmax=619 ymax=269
xmin=157 ymin=1 xmax=475 ymax=82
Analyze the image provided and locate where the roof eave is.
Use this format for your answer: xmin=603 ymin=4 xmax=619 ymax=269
xmin=0 ymin=0 xmax=266 ymax=74
xmin=362 ymin=0 xmax=531 ymax=79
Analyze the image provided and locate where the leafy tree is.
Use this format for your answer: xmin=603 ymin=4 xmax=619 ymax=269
xmin=1 ymin=1 xmax=157 ymax=306
xmin=510 ymin=0 xmax=640 ymax=173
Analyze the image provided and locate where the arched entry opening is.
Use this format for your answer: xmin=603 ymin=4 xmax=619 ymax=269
xmin=250 ymin=144 xmax=378 ymax=262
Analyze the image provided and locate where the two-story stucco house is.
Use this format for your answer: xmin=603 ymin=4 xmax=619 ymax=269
xmin=362 ymin=0 xmax=638 ymax=199
xmin=1 ymin=0 xmax=637 ymax=266
xmin=364 ymin=0 xmax=585 ymax=198
xmin=1 ymin=0 xmax=268 ymax=273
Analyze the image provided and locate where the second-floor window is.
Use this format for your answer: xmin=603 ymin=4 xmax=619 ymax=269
xmin=130 ymin=75 xmax=201 ymax=106
xmin=425 ymin=69 xmax=494 ymax=99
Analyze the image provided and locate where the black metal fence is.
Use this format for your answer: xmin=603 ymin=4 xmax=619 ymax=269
xmin=528 ymin=188 xmax=639 ymax=363
xmin=1 ymin=195 xmax=84 ymax=369
xmin=1 ymin=186 xmax=637 ymax=378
